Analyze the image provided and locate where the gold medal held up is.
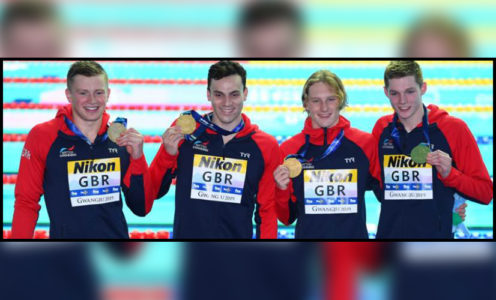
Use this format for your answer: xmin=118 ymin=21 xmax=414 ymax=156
xmin=108 ymin=122 xmax=126 ymax=143
xmin=283 ymin=158 xmax=302 ymax=178
xmin=410 ymin=144 xmax=430 ymax=164
xmin=177 ymin=114 xmax=196 ymax=135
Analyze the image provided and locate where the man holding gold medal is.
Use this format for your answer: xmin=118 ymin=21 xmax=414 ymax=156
xmin=372 ymin=60 xmax=493 ymax=238
xmin=12 ymin=61 xmax=155 ymax=239
xmin=149 ymin=61 xmax=280 ymax=239
xmin=274 ymin=70 xmax=382 ymax=239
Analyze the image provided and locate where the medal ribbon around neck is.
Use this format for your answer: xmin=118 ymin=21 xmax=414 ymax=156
xmin=286 ymin=129 xmax=345 ymax=164
xmin=65 ymin=116 xmax=127 ymax=145
xmin=182 ymin=110 xmax=245 ymax=143
xmin=390 ymin=105 xmax=431 ymax=153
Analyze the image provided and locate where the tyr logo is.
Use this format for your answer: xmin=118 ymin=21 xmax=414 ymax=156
xmin=345 ymin=157 xmax=355 ymax=164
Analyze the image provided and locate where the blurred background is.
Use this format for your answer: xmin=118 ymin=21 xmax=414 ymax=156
xmin=1 ymin=0 xmax=496 ymax=57
xmin=0 ymin=242 xmax=494 ymax=300
xmin=1 ymin=1 xmax=494 ymax=299
xmin=2 ymin=59 xmax=493 ymax=239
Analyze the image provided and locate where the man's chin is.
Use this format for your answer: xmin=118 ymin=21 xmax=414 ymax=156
xmin=78 ymin=114 xmax=103 ymax=123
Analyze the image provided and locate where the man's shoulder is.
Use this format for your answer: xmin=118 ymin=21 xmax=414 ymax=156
xmin=372 ymin=114 xmax=394 ymax=138
xmin=280 ymin=133 xmax=306 ymax=154
xmin=28 ymin=117 xmax=61 ymax=140
xmin=251 ymin=129 xmax=279 ymax=147
xmin=375 ymin=114 xmax=394 ymax=127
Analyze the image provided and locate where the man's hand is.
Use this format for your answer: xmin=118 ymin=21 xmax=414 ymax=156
xmin=426 ymin=150 xmax=452 ymax=178
xmin=455 ymin=202 xmax=467 ymax=222
xmin=116 ymin=128 xmax=144 ymax=160
xmin=162 ymin=126 xmax=185 ymax=156
xmin=274 ymin=165 xmax=291 ymax=190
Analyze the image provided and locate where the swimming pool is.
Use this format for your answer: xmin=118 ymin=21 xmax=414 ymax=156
xmin=3 ymin=60 xmax=493 ymax=239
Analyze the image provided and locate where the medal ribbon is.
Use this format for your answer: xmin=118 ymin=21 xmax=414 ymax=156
xmin=183 ymin=110 xmax=244 ymax=143
xmin=65 ymin=116 xmax=127 ymax=145
xmin=390 ymin=105 xmax=431 ymax=153
xmin=286 ymin=129 xmax=345 ymax=163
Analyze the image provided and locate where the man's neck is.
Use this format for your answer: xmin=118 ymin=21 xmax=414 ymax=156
xmin=212 ymin=115 xmax=243 ymax=132
xmin=73 ymin=117 xmax=102 ymax=143
xmin=212 ymin=115 xmax=243 ymax=145
xmin=400 ymin=107 xmax=428 ymax=133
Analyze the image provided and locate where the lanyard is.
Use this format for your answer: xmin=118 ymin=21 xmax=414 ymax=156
xmin=287 ymin=129 xmax=345 ymax=163
xmin=64 ymin=116 xmax=126 ymax=145
xmin=183 ymin=110 xmax=244 ymax=142
xmin=390 ymin=105 xmax=431 ymax=153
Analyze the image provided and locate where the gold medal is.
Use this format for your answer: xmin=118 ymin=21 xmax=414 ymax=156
xmin=410 ymin=144 xmax=430 ymax=164
xmin=108 ymin=122 xmax=126 ymax=143
xmin=177 ymin=114 xmax=196 ymax=135
xmin=283 ymin=158 xmax=302 ymax=178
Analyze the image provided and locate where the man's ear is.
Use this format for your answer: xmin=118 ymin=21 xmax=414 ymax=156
xmin=65 ymin=88 xmax=72 ymax=103
xmin=420 ymin=82 xmax=427 ymax=96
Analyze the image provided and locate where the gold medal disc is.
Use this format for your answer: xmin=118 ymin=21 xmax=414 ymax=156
xmin=108 ymin=123 xmax=126 ymax=143
xmin=283 ymin=158 xmax=302 ymax=178
xmin=177 ymin=115 xmax=196 ymax=135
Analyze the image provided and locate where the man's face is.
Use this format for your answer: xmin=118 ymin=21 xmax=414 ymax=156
xmin=385 ymin=75 xmax=426 ymax=122
xmin=3 ymin=20 xmax=64 ymax=57
xmin=65 ymin=74 xmax=110 ymax=123
xmin=242 ymin=20 xmax=300 ymax=57
xmin=304 ymin=82 xmax=341 ymax=129
xmin=207 ymin=74 xmax=247 ymax=129
xmin=407 ymin=32 xmax=462 ymax=57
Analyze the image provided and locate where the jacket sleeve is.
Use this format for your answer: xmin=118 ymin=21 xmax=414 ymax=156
xmin=275 ymin=145 xmax=298 ymax=226
xmin=252 ymin=134 xmax=279 ymax=239
xmin=149 ymin=143 xmax=180 ymax=200
xmin=12 ymin=125 xmax=55 ymax=239
xmin=275 ymin=136 xmax=306 ymax=226
xmin=148 ymin=118 xmax=183 ymax=201
xmin=275 ymin=183 xmax=298 ymax=226
xmin=323 ymin=242 xmax=383 ymax=300
xmin=438 ymin=119 xmax=493 ymax=204
xmin=364 ymin=134 xmax=383 ymax=202
xmin=122 ymin=154 xmax=155 ymax=217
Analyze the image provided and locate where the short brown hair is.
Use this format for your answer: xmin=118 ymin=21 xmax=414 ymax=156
xmin=67 ymin=61 xmax=108 ymax=90
xmin=384 ymin=61 xmax=423 ymax=89
xmin=302 ymin=70 xmax=348 ymax=110
xmin=402 ymin=14 xmax=471 ymax=57
xmin=207 ymin=61 xmax=247 ymax=91
xmin=1 ymin=1 xmax=59 ymax=37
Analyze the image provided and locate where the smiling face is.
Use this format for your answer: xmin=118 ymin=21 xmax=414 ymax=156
xmin=304 ymin=81 xmax=341 ymax=129
xmin=241 ymin=19 xmax=301 ymax=57
xmin=207 ymin=74 xmax=247 ymax=131
xmin=384 ymin=75 xmax=427 ymax=126
xmin=65 ymin=74 xmax=110 ymax=125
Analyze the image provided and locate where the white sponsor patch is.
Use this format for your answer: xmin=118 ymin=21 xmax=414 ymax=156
xmin=304 ymin=169 xmax=358 ymax=214
xmin=384 ymin=155 xmax=433 ymax=200
xmin=67 ymin=158 xmax=121 ymax=207
xmin=191 ymin=154 xmax=247 ymax=204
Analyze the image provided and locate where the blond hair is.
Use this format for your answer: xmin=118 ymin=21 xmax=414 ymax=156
xmin=302 ymin=70 xmax=347 ymax=110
